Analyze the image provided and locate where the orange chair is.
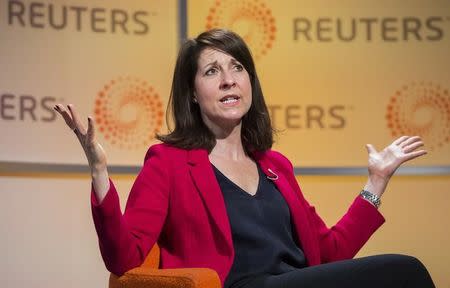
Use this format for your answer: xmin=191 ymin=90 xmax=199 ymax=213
xmin=109 ymin=245 xmax=222 ymax=288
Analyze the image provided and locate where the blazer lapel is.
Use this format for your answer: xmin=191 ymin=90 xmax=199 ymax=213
xmin=187 ymin=149 xmax=233 ymax=253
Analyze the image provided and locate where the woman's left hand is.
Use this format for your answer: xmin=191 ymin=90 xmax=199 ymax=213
xmin=366 ymin=136 xmax=427 ymax=179
xmin=364 ymin=136 xmax=427 ymax=197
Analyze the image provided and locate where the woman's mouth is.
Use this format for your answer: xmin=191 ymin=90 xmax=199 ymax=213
xmin=220 ymin=95 xmax=240 ymax=104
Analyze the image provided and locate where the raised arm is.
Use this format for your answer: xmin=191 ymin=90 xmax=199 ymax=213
xmin=54 ymin=104 xmax=168 ymax=274
xmin=315 ymin=135 xmax=427 ymax=261
xmin=54 ymin=104 xmax=110 ymax=203
xmin=362 ymin=135 xmax=427 ymax=202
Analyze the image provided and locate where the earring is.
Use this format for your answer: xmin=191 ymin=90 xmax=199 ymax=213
xmin=193 ymin=98 xmax=198 ymax=103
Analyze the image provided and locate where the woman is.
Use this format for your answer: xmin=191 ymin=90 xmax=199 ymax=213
xmin=54 ymin=29 xmax=434 ymax=288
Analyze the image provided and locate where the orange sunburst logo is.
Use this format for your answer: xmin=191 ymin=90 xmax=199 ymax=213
xmin=205 ymin=0 xmax=276 ymax=60
xmin=386 ymin=81 xmax=450 ymax=151
xmin=94 ymin=76 xmax=164 ymax=150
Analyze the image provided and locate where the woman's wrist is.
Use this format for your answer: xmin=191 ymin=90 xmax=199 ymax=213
xmin=363 ymin=174 xmax=390 ymax=198
xmin=91 ymin=166 xmax=110 ymax=204
xmin=360 ymin=190 xmax=382 ymax=208
xmin=90 ymin=163 xmax=107 ymax=176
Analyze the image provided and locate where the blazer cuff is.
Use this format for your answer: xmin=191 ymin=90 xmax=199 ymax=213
xmin=351 ymin=195 xmax=386 ymax=229
xmin=91 ymin=179 xmax=120 ymax=218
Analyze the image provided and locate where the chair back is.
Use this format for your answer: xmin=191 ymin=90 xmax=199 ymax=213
xmin=141 ymin=244 xmax=160 ymax=268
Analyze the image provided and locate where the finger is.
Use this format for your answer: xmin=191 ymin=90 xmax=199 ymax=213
xmin=365 ymin=144 xmax=377 ymax=154
xmin=403 ymin=141 xmax=424 ymax=153
xmin=402 ymin=149 xmax=427 ymax=162
xmin=54 ymin=104 xmax=76 ymax=129
xmin=399 ymin=135 xmax=422 ymax=148
xmin=393 ymin=135 xmax=410 ymax=146
xmin=67 ymin=104 xmax=87 ymax=134
xmin=87 ymin=116 xmax=95 ymax=141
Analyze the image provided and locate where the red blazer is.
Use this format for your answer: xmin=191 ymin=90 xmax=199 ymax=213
xmin=91 ymin=143 xmax=385 ymax=286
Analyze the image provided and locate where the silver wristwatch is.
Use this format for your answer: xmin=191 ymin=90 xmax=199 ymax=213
xmin=360 ymin=190 xmax=381 ymax=208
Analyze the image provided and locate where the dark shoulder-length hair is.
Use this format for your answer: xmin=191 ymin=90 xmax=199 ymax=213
xmin=157 ymin=29 xmax=274 ymax=153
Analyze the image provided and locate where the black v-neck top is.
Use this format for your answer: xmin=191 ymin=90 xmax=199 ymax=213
xmin=213 ymin=165 xmax=307 ymax=288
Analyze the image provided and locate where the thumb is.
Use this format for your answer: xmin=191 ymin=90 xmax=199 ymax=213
xmin=366 ymin=144 xmax=377 ymax=154
xmin=87 ymin=116 xmax=95 ymax=140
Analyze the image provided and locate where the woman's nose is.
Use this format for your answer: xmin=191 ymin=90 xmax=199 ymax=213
xmin=219 ymin=71 xmax=236 ymax=90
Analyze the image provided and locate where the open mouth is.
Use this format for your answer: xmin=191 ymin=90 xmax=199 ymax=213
xmin=220 ymin=95 xmax=240 ymax=104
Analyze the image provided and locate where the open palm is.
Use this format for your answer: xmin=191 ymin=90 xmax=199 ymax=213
xmin=366 ymin=136 xmax=427 ymax=180
xmin=54 ymin=104 xmax=107 ymax=172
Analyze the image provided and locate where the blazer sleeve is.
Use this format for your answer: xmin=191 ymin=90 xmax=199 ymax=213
xmin=91 ymin=145 xmax=170 ymax=275
xmin=306 ymin=195 xmax=385 ymax=262
xmin=272 ymin=151 xmax=385 ymax=263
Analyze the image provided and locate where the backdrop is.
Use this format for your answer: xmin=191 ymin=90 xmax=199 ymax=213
xmin=188 ymin=0 xmax=450 ymax=168
xmin=1 ymin=0 xmax=449 ymax=287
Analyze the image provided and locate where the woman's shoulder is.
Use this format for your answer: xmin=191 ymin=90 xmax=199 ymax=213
xmin=143 ymin=142 xmax=189 ymax=162
xmin=262 ymin=149 xmax=287 ymax=159
xmin=256 ymin=149 xmax=294 ymax=171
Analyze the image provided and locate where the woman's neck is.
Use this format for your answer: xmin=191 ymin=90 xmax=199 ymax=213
xmin=208 ymin=122 xmax=247 ymax=161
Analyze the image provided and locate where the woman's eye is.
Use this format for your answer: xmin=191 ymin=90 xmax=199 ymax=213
xmin=205 ymin=68 xmax=217 ymax=75
xmin=234 ymin=64 xmax=244 ymax=71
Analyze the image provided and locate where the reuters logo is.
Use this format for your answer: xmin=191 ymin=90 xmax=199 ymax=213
xmin=205 ymin=0 xmax=276 ymax=60
xmin=386 ymin=82 xmax=450 ymax=150
xmin=94 ymin=76 xmax=164 ymax=149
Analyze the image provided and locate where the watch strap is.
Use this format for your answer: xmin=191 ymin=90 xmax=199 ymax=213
xmin=360 ymin=190 xmax=381 ymax=208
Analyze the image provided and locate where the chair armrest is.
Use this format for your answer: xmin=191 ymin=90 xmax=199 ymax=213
xmin=109 ymin=267 xmax=221 ymax=288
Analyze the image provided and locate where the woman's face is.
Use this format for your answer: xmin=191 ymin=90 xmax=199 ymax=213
xmin=194 ymin=48 xmax=252 ymax=131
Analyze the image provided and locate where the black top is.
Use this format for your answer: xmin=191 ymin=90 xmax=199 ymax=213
xmin=213 ymin=165 xmax=307 ymax=288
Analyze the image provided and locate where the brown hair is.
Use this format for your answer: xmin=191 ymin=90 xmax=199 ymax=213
xmin=157 ymin=29 xmax=273 ymax=153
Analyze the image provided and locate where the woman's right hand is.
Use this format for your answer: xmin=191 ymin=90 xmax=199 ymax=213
xmin=54 ymin=104 xmax=110 ymax=202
